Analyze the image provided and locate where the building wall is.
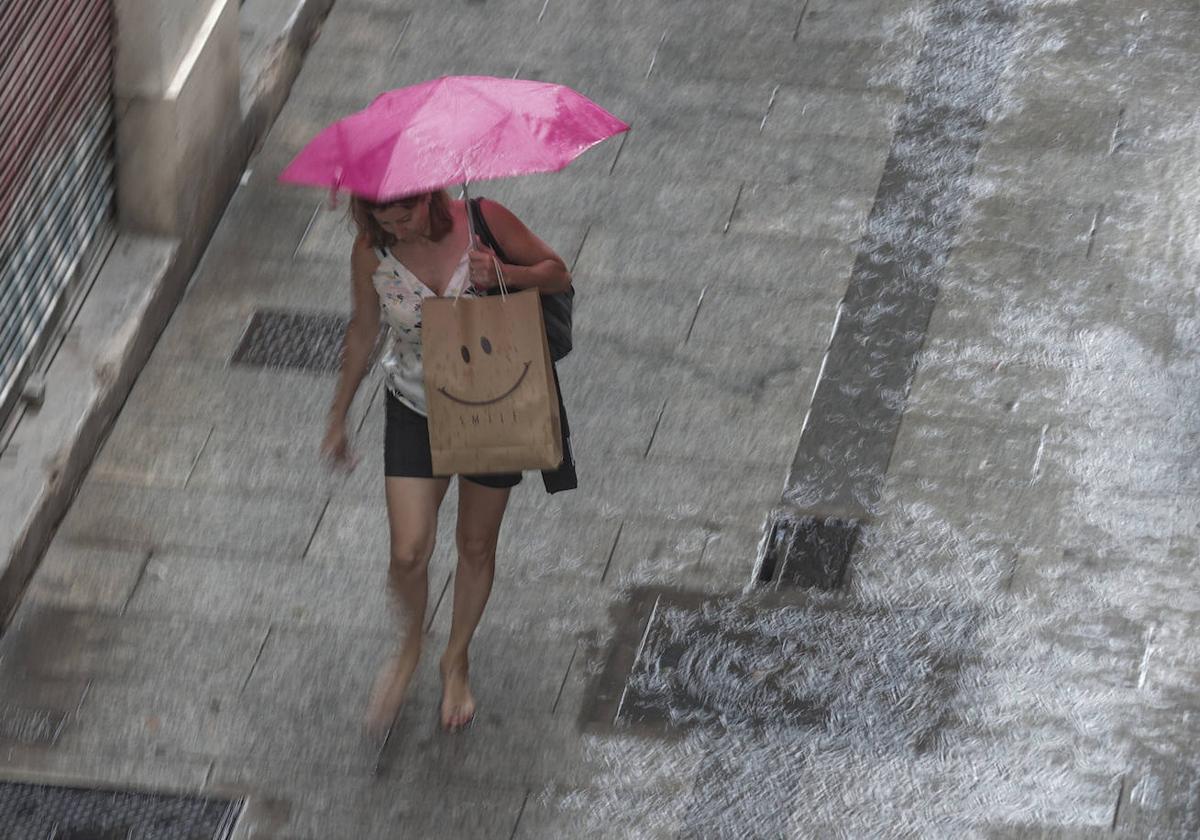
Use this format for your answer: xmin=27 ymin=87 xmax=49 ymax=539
xmin=113 ymin=0 xmax=242 ymax=237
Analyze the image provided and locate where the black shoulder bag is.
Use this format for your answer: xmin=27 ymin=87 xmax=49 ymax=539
xmin=467 ymin=198 xmax=574 ymax=361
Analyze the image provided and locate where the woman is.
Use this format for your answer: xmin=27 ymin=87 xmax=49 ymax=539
xmin=320 ymin=189 xmax=571 ymax=733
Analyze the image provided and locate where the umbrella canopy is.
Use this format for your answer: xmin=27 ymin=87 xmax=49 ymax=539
xmin=278 ymin=75 xmax=629 ymax=201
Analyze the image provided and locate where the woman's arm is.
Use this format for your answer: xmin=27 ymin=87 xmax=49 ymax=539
xmin=328 ymin=235 xmax=382 ymax=424
xmin=468 ymin=199 xmax=572 ymax=294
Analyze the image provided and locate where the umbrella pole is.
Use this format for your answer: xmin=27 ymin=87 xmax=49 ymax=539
xmin=462 ymin=181 xmax=477 ymax=249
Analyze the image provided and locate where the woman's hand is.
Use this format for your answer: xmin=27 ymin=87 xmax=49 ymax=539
xmin=320 ymin=418 xmax=358 ymax=471
xmin=468 ymin=245 xmax=505 ymax=290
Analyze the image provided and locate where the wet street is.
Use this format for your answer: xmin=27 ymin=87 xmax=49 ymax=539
xmin=2 ymin=0 xmax=1198 ymax=837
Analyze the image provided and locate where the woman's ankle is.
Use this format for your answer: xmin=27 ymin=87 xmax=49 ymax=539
xmin=439 ymin=648 xmax=469 ymax=672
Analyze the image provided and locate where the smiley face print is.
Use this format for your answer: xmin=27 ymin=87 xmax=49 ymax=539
xmin=436 ymin=334 xmax=531 ymax=406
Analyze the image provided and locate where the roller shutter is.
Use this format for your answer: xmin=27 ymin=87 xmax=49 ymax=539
xmin=0 ymin=0 xmax=116 ymax=422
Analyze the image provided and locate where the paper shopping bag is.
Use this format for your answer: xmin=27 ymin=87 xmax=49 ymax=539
xmin=422 ymin=288 xmax=563 ymax=475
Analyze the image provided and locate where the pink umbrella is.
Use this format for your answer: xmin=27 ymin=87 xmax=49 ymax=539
xmin=278 ymin=75 xmax=629 ymax=201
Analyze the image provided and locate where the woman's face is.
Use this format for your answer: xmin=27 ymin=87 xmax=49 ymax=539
xmin=373 ymin=196 xmax=429 ymax=242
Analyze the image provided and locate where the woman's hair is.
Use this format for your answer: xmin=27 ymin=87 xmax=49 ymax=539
xmin=349 ymin=189 xmax=454 ymax=249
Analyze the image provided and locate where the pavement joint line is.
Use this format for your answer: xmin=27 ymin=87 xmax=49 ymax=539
xmin=76 ymin=680 xmax=93 ymax=718
xmin=1136 ymin=622 xmax=1158 ymax=691
xmin=372 ymin=711 xmax=402 ymax=776
xmin=642 ymin=400 xmax=668 ymax=459
xmin=550 ymin=641 xmax=579 ymax=716
xmin=792 ymin=0 xmax=811 ymax=41
xmin=683 ymin=286 xmax=707 ymax=344
xmin=570 ymin=224 xmax=592 ymax=273
xmin=1111 ymin=774 xmax=1126 ymax=830
xmin=722 ymin=183 xmax=743 ymax=234
xmin=1000 ymin=548 xmax=1019 ymax=593
xmin=354 ymin=380 xmax=382 ymax=438
xmin=388 ymin=12 xmax=414 ymax=58
xmin=426 ymin=570 xmax=453 ymax=632
xmin=120 ymin=547 xmax=157 ymax=616
xmin=1028 ymin=422 xmax=1048 ymax=484
xmin=183 ymin=424 xmax=216 ymax=489
xmin=759 ymin=85 xmax=781 ymax=133
xmin=696 ymin=528 xmax=714 ymax=568
xmin=645 ymin=29 xmax=668 ymax=80
xmin=292 ymin=201 xmax=323 ymax=260
xmin=300 ymin=496 xmax=332 ymax=560
xmin=600 ymin=522 xmax=625 ymax=584
xmin=1108 ymin=104 xmax=1127 ymax=154
xmin=613 ymin=593 xmax=661 ymax=723
xmin=238 ymin=625 xmax=274 ymax=696
xmin=1086 ymin=203 xmax=1105 ymax=259
xmin=508 ymin=788 xmax=531 ymax=840
xmin=607 ymin=133 xmax=628 ymax=176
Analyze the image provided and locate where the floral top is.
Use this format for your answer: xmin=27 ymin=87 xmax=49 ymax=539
xmin=373 ymin=244 xmax=477 ymax=416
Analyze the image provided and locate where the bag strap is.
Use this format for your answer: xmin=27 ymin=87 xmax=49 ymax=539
xmin=468 ymin=197 xmax=512 ymax=265
xmin=465 ymin=196 xmax=513 ymax=299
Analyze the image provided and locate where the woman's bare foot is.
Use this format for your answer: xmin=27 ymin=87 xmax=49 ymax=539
xmin=366 ymin=642 xmax=421 ymax=736
xmin=439 ymin=653 xmax=475 ymax=733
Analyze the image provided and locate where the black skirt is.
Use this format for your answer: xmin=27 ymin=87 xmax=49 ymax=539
xmin=384 ymin=390 xmax=522 ymax=489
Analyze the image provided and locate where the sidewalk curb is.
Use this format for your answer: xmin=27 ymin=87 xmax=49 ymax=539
xmin=0 ymin=0 xmax=335 ymax=630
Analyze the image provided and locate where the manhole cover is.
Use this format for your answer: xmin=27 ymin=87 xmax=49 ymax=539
xmin=0 ymin=780 xmax=241 ymax=840
xmin=585 ymin=587 xmax=976 ymax=746
xmin=757 ymin=512 xmax=861 ymax=590
xmin=230 ymin=309 xmax=347 ymax=374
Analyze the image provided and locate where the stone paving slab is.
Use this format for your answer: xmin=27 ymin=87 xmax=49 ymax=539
xmin=211 ymin=760 xmax=527 ymax=840
xmin=118 ymin=356 xmax=341 ymax=433
xmin=123 ymin=553 xmax=394 ymax=630
xmin=972 ymin=145 xmax=1186 ymax=211
xmin=0 ymin=747 xmax=212 ymax=794
xmin=959 ymin=193 xmax=1100 ymax=259
xmin=0 ymin=606 xmax=268 ymax=692
xmin=89 ymin=422 xmax=214 ymax=490
xmin=646 ymin=377 xmax=814 ymax=468
xmin=888 ymin=411 xmax=1060 ymax=484
xmin=478 ymin=172 xmax=743 ymax=238
xmin=575 ymin=227 xmax=860 ymax=293
xmin=19 ymin=544 xmax=150 ymax=613
xmin=57 ymin=481 xmax=329 ymax=557
xmin=728 ymin=181 xmax=877 ymax=243
xmin=56 ymin=681 xmax=249 ymax=767
xmin=379 ymin=706 xmax=597 ymax=793
xmin=0 ymin=675 xmax=89 ymax=756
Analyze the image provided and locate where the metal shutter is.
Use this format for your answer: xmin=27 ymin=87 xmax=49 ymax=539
xmin=0 ymin=0 xmax=116 ymax=423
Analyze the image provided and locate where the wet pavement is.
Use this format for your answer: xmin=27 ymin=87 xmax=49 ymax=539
xmin=2 ymin=0 xmax=1199 ymax=837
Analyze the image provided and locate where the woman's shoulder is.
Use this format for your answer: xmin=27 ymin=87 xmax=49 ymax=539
xmin=476 ymin=197 xmax=523 ymax=230
xmin=351 ymin=231 xmax=383 ymax=274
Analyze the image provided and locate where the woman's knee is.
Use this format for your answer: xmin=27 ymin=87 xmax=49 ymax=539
xmin=389 ymin=540 xmax=433 ymax=576
xmin=456 ymin=532 xmax=497 ymax=571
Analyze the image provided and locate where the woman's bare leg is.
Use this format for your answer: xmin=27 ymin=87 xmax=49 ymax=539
xmin=439 ymin=477 xmax=511 ymax=731
xmin=366 ymin=475 xmax=451 ymax=734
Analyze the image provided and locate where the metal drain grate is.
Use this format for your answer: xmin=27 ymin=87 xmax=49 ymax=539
xmin=230 ymin=309 xmax=347 ymax=374
xmin=757 ymin=512 xmax=860 ymax=590
xmin=0 ymin=780 xmax=242 ymax=840
xmin=585 ymin=587 xmax=974 ymax=740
